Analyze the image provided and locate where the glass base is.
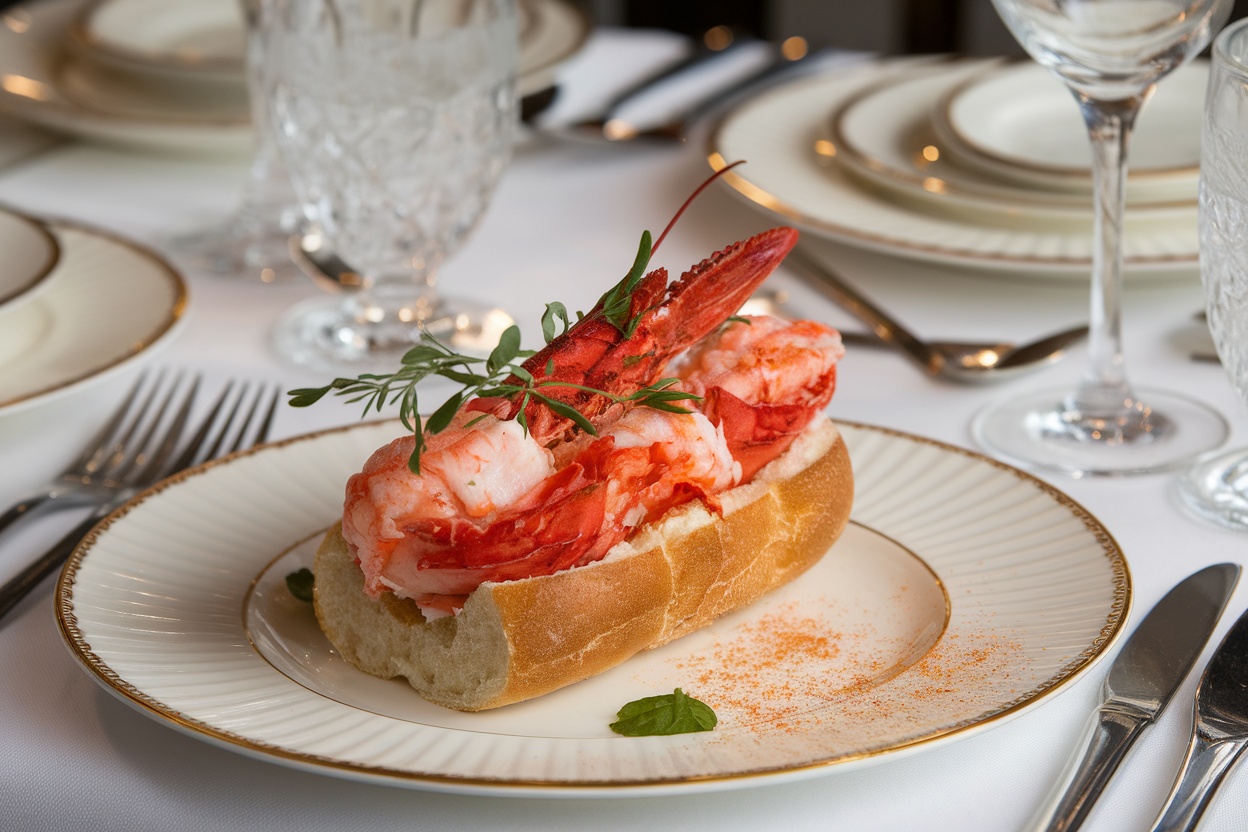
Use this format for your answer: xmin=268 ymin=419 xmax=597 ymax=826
xmin=273 ymin=293 xmax=514 ymax=375
xmin=972 ymin=386 xmax=1229 ymax=477
xmin=166 ymin=204 xmax=306 ymax=283
xmin=1178 ymin=447 xmax=1248 ymax=530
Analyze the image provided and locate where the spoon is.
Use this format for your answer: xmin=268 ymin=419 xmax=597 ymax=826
xmin=782 ymin=248 xmax=1088 ymax=383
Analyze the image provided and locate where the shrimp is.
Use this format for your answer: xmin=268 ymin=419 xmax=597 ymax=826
xmin=338 ymin=225 xmax=845 ymax=618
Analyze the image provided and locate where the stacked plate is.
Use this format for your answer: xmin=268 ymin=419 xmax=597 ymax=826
xmin=710 ymin=57 xmax=1207 ymax=279
xmin=0 ymin=0 xmax=590 ymax=155
xmin=0 ymin=206 xmax=186 ymax=419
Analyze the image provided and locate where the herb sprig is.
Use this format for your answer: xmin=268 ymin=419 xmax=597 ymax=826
xmin=288 ymin=324 xmax=699 ymax=474
xmin=288 ymin=160 xmax=749 ymax=474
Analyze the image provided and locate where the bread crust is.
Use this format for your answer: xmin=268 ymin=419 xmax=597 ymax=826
xmin=313 ymin=418 xmax=853 ymax=711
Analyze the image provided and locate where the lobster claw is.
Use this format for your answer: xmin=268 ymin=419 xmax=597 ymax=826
xmin=657 ymin=226 xmax=799 ymax=349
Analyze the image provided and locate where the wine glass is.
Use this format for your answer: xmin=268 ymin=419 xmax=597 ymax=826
xmin=257 ymin=0 xmax=518 ymax=373
xmin=1179 ymin=17 xmax=1248 ymax=529
xmin=972 ymin=0 xmax=1232 ymax=476
xmin=167 ymin=1 xmax=306 ymax=284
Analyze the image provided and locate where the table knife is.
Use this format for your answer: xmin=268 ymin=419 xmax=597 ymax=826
xmin=1027 ymin=562 xmax=1240 ymax=832
xmin=1148 ymin=603 xmax=1248 ymax=832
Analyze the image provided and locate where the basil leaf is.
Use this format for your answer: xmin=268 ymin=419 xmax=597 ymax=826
xmin=609 ymin=688 xmax=717 ymax=736
xmin=285 ymin=568 xmax=315 ymax=603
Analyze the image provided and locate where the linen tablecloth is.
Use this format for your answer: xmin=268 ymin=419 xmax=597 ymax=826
xmin=1 ymin=29 xmax=1246 ymax=832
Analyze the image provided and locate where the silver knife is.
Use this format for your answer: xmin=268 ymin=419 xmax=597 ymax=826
xmin=1027 ymin=562 xmax=1241 ymax=832
xmin=1149 ymin=604 xmax=1248 ymax=832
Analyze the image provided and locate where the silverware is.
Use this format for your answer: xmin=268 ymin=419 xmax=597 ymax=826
xmin=0 ymin=377 xmax=279 ymax=623
xmin=1149 ymin=604 xmax=1248 ymax=832
xmin=545 ymin=33 xmax=754 ymax=140
xmin=1028 ymin=563 xmax=1240 ymax=832
xmin=566 ymin=46 xmax=810 ymax=142
xmin=783 ymin=248 xmax=1088 ymax=383
xmin=741 ymin=288 xmax=1064 ymax=355
xmin=0 ymin=372 xmax=163 ymax=540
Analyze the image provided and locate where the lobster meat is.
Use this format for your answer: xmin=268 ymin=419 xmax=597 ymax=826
xmin=341 ymin=224 xmax=844 ymax=618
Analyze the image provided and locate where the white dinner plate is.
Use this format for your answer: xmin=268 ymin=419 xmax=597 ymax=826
xmin=0 ymin=0 xmax=251 ymax=154
xmin=58 ymin=420 xmax=1129 ymax=796
xmin=831 ymin=60 xmax=1196 ymax=226
xmin=709 ymin=60 xmax=1198 ymax=277
xmin=934 ymin=61 xmax=1206 ymax=199
xmin=0 ymin=206 xmax=59 ymax=313
xmin=70 ymin=0 xmax=245 ymax=84
xmin=0 ymin=219 xmax=187 ymax=415
xmin=0 ymin=0 xmax=588 ymax=155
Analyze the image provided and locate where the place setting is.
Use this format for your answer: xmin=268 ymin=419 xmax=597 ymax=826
xmin=5 ymin=1 xmax=1248 ymax=830
xmin=709 ymin=54 xmax=1205 ymax=279
xmin=0 ymin=207 xmax=186 ymax=420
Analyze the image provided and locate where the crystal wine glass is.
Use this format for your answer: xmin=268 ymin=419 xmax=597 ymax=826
xmin=257 ymin=0 xmax=518 ymax=372
xmin=1179 ymin=17 xmax=1248 ymax=529
xmin=973 ymin=0 xmax=1232 ymax=476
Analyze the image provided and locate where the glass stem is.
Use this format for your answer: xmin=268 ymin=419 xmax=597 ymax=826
xmin=1069 ymin=92 xmax=1146 ymax=417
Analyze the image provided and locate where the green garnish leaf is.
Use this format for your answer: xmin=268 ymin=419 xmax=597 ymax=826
xmin=541 ymin=302 xmax=571 ymax=344
xmin=487 ymin=325 xmax=523 ymax=375
xmin=285 ymin=568 xmax=314 ymax=603
xmin=609 ymin=688 xmax=717 ymax=736
xmin=596 ymin=230 xmax=653 ymax=336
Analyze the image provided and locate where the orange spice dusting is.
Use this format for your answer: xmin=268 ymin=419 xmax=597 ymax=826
xmin=672 ymin=601 xmax=854 ymax=730
xmin=666 ymin=603 xmax=1029 ymax=741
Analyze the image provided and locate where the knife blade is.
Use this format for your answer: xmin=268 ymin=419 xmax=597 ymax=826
xmin=1149 ymin=603 xmax=1248 ymax=832
xmin=1027 ymin=562 xmax=1240 ymax=832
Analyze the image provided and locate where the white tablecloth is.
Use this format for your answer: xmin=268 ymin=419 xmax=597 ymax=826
xmin=1 ymin=29 xmax=1246 ymax=832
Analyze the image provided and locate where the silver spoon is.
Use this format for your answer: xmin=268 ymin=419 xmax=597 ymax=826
xmin=782 ymin=248 xmax=1088 ymax=384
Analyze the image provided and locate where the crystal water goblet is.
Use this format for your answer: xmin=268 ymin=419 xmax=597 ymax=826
xmin=1179 ymin=17 xmax=1248 ymax=529
xmin=167 ymin=0 xmax=305 ymax=284
xmin=973 ymin=0 xmax=1232 ymax=476
xmin=258 ymin=0 xmax=518 ymax=372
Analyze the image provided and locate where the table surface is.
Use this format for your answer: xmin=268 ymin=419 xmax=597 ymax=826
xmin=1 ymin=28 xmax=1246 ymax=832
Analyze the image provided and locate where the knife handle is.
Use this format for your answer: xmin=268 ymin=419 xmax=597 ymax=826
xmin=1027 ymin=706 xmax=1149 ymax=832
xmin=1148 ymin=728 xmax=1248 ymax=832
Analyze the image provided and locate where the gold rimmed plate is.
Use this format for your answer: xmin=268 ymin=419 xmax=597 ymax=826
xmin=0 ymin=218 xmax=187 ymax=415
xmin=0 ymin=0 xmax=588 ymax=154
xmin=0 ymin=206 xmax=59 ymax=314
xmin=709 ymin=59 xmax=1199 ymax=278
xmin=829 ymin=60 xmax=1196 ymax=227
xmin=57 ymin=420 xmax=1128 ymax=796
xmin=932 ymin=60 xmax=1205 ymax=200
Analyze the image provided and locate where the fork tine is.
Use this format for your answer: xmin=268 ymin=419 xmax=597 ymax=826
xmin=93 ymin=369 xmax=173 ymax=481
xmin=0 ymin=377 xmax=280 ymax=624
xmin=64 ymin=371 xmax=150 ymax=479
xmin=253 ymin=386 xmax=280 ymax=445
xmin=107 ymin=372 xmax=196 ymax=485
xmin=165 ymin=382 xmax=236 ymax=475
xmin=224 ymin=384 xmax=278 ymax=455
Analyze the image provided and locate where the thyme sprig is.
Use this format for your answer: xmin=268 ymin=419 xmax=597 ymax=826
xmin=288 ymin=324 xmax=699 ymax=474
xmin=289 ymin=160 xmax=751 ymax=474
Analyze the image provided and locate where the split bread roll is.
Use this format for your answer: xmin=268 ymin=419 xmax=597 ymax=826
xmin=313 ymin=416 xmax=854 ymax=711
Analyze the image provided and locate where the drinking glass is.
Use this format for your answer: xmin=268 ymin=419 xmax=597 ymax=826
xmin=257 ymin=0 xmax=518 ymax=372
xmin=1179 ymin=17 xmax=1248 ymax=529
xmin=973 ymin=0 xmax=1232 ymax=476
xmin=167 ymin=1 xmax=305 ymax=284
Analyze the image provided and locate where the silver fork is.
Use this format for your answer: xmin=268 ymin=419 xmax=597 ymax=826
xmin=0 ymin=378 xmax=279 ymax=621
xmin=0 ymin=371 xmax=188 ymax=539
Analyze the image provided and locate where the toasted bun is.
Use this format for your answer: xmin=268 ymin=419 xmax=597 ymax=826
xmin=313 ymin=417 xmax=853 ymax=711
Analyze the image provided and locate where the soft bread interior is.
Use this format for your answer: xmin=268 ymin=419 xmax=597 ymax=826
xmin=314 ymin=417 xmax=853 ymax=711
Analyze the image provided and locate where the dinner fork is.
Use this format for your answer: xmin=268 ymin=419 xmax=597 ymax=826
xmin=0 ymin=371 xmax=183 ymax=540
xmin=0 ymin=378 xmax=279 ymax=622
